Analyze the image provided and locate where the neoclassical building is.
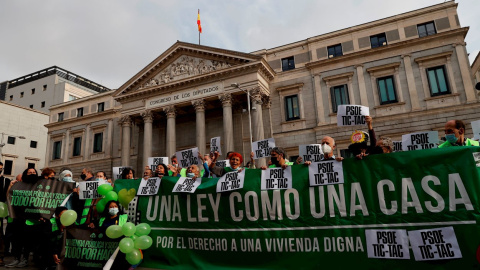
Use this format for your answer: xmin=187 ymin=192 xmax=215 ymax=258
xmin=45 ymin=1 xmax=479 ymax=178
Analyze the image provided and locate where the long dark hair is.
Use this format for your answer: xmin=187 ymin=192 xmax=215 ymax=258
xmin=22 ymin=168 xmax=38 ymax=183
xmin=156 ymin=163 xmax=169 ymax=177
xmin=120 ymin=168 xmax=135 ymax=179
xmin=102 ymin=200 xmax=123 ymax=217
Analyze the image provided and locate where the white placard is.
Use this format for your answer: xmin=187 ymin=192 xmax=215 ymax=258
xmin=137 ymin=177 xmax=161 ymax=196
xmin=299 ymin=144 xmax=324 ymax=163
xmin=308 ymin=161 xmax=344 ymax=186
xmin=215 ymin=160 xmax=230 ymax=168
xmin=210 ymin=137 xmax=222 ymax=155
xmin=365 ymin=229 xmax=410 ymax=259
xmin=402 ymin=131 xmax=439 ymax=151
xmin=112 ymin=167 xmax=130 ymax=180
xmin=471 ymin=120 xmax=480 ymax=140
xmin=392 ymin=141 xmax=402 ymax=152
xmin=261 ymin=166 xmax=292 ymax=190
xmin=216 ymin=170 xmax=245 ymax=192
xmin=78 ymin=180 xmax=107 ymax=200
xmin=408 ymin=227 xmax=462 ymax=261
xmin=172 ymin=177 xmax=202 ymax=193
xmin=252 ymin=138 xmax=276 ymax=159
xmin=337 ymin=105 xmax=370 ymax=127
xmin=176 ymin=147 xmax=200 ymax=168
xmin=148 ymin=157 xmax=169 ymax=171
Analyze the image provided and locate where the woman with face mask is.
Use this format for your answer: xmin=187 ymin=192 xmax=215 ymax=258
xmin=40 ymin=168 xmax=56 ymax=181
xmin=209 ymin=152 xmax=244 ymax=177
xmin=155 ymin=164 xmax=169 ymax=178
xmin=120 ymin=168 xmax=135 ymax=180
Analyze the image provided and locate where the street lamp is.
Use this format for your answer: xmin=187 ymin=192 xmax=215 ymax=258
xmin=231 ymin=83 xmax=255 ymax=168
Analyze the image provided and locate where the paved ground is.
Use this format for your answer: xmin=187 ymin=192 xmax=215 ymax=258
xmin=3 ymin=256 xmax=45 ymax=270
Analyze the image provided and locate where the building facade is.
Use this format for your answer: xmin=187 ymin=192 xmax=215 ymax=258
xmin=45 ymin=1 xmax=479 ymax=179
xmin=2 ymin=66 xmax=109 ymax=113
xmin=0 ymin=100 xmax=49 ymax=178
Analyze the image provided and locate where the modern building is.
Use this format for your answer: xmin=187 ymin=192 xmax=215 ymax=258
xmin=2 ymin=66 xmax=110 ymax=113
xmin=0 ymin=100 xmax=49 ymax=178
xmin=45 ymin=1 xmax=479 ymax=178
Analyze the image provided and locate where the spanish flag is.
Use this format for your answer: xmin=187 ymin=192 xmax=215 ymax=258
xmin=197 ymin=9 xmax=202 ymax=33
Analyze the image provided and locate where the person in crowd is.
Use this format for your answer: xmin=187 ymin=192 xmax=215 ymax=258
xmin=168 ymin=155 xmax=186 ymax=177
xmin=304 ymin=136 xmax=343 ymax=166
xmin=120 ymin=168 xmax=135 ymax=180
xmin=95 ymin=171 xmax=107 ymax=181
xmin=98 ymin=201 xmax=128 ymax=228
xmin=185 ymin=165 xmax=201 ymax=179
xmin=0 ymin=162 xmax=10 ymax=266
xmin=155 ymin=164 xmax=169 ymax=178
xmin=198 ymin=153 xmax=212 ymax=178
xmin=58 ymin=170 xmax=77 ymax=210
xmin=46 ymin=206 xmax=68 ymax=270
xmin=40 ymin=168 xmax=56 ymax=180
xmin=260 ymin=147 xmax=293 ymax=170
xmin=73 ymin=167 xmax=95 ymax=227
xmin=80 ymin=167 xmax=95 ymax=182
xmin=439 ymin=120 xmax=479 ymax=148
xmin=209 ymin=152 xmax=244 ymax=176
xmin=143 ymin=168 xmax=153 ymax=180
xmin=371 ymin=136 xmax=394 ymax=154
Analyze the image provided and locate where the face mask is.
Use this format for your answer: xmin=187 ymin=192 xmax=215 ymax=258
xmin=445 ymin=134 xmax=458 ymax=144
xmin=95 ymin=178 xmax=103 ymax=181
xmin=156 ymin=172 xmax=164 ymax=177
xmin=186 ymin=173 xmax=195 ymax=178
xmin=270 ymin=157 xmax=279 ymax=166
xmin=49 ymin=177 xmax=55 ymax=180
xmin=80 ymin=174 xmax=87 ymax=180
xmin=109 ymin=208 xmax=119 ymax=216
xmin=62 ymin=177 xmax=74 ymax=182
xmin=0 ymin=169 xmax=2 ymax=173
xmin=321 ymin=144 xmax=332 ymax=154
xmin=24 ymin=174 xmax=37 ymax=183
xmin=230 ymin=167 xmax=239 ymax=171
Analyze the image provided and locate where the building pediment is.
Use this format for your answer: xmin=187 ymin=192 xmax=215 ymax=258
xmin=113 ymin=41 xmax=273 ymax=101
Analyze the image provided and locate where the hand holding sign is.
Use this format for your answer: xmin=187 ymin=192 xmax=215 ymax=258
xmin=176 ymin=147 xmax=200 ymax=168
xmin=210 ymin=137 xmax=222 ymax=155
xmin=252 ymin=138 xmax=275 ymax=159
xmin=337 ymin=105 xmax=370 ymax=126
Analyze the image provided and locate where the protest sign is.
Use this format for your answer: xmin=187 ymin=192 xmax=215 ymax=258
xmin=78 ymin=180 xmax=107 ymax=200
xmin=308 ymin=161 xmax=344 ymax=186
xmin=172 ymin=177 xmax=202 ymax=193
xmin=252 ymin=138 xmax=275 ymax=159
xmin=393 ymin=141 xmax=402 ymax=152
xmin=402 ymin=131 xmax=439 ymax=151
xmin=471 ymin=120 xmax=480 ymax=140
xmin=261 ymin=166 xmax=292 ymax=190
xmin=148 ymin=157 xmax=169 ymax=171
xmin=365 ymin=229 xmax=410 ymax=259
xmin=215 ymin=160 xmax=230 ymax=168
xmin=137 ymin=177 xmax=161 ymax=196
xmin=114 ymin=146 xmax=480 ymax=270
xmin=176 ymin=147 xmax=200 ymax=168
xmin=216 ymin=170 xmax=245 ymax=192
xmin=408 ymin=227 xmax=462 ymax=261
xmin=7 ymin=179 xmax=75 ymax=219
xmin=113 ymin=167 xmax=130 ymax=180
xmin=299 ymin=144 xmax=323 ymax=163
xmin=210 ymin=137 xmax=222 ymax=155
xmin=337 ymin=105 xmax=369 ymax=127
xmin=58 ymin=227 xmax=119 ymax=270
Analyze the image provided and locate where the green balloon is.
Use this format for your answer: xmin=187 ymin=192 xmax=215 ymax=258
xmin=96 ymin=199 xmax=107 ymax=213
xmin=126 ymin=249 xmax=142 ymax=265
xmin=130 ymin=235 xmax=138 ymax=241
xmin=134 ymin=235 xmax=153 ymax=250
xmin=106 ymin=225 xmax=123 ymax=239
xmin=0 ymin=202 xmax=8 ymax=218
xmin=98 ymin=184 xmax=113 ymax=196
xmin=105 ymin=191 xmax=119 ymax=202
xmin=60 ymin=210 xmax=77 ymax=226
xmin=122 ymin=222 xmax=136 ymax=237
xmin=135 ymin=223 xmax=151 ymax=236
xmin=119 ymin=237 xmax=135 ymax=253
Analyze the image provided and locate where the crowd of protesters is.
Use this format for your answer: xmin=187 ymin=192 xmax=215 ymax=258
xmin=0 ymin=118 xmax=477 ymax=269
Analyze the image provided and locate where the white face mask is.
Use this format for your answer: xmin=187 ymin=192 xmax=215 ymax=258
xmin=62 ymin=177 xmax=74 ymax=182
xmin=186 ymin=173 xmax=195 ymax=178
xmin=109 ymin=208 xmax=119 ymax=216
xmin=95 ymin=178 xmax=103 ymax=181
xmin=321 ymin=144 xmax=332 ymax=154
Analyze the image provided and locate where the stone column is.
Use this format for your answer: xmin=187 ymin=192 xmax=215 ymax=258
xmin=164 ymin=105 xmax=176 ymax=159
xmin=192 ymin=99 xmax=206 ymax=155
xmin=106 ymin=119 xmax=113 ymax=157
xmin=313 ymin=74 xmax=326 ymax=125
xmin=262 ymin=96 xmax=274 ymax=138
xmin=141 ymin=110 xmax=153 ymax=169
xmin=219 ymin=94 xmax=234 ymax=154
xmin=63 ymin=128 xmax=70 ymax=164
xmin=251 ymin=88 xmax=266 ymax=167
xmin=355 ymin=65 xmax=369 ymax=106
xmin=120 ymin=116 xmax=132 ymax=166
xmin=45 ymin=133 xmax=52 ymax=166
xmin=83 ymin=124 xmax=91 ymax=161
xmin=402 ymin=54 xmax=421 ymax=111
xmin=454 ymin=43 xmax=477 ymax=103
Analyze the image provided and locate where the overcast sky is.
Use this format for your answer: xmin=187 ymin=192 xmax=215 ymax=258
xmin=0 ymin=0 xmax=478 ymax=89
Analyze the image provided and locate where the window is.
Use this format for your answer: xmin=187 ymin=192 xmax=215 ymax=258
xmin=20 ymin=92 xmax=24 ymax=98
xmin=30 ymin=141 xmax=37 ymax=148
xmin=77 ymin=108 xmax=83 ymax=117
xmin=69 ymin=95 xmax=77 ymax=101
xmin=27 ymin=163 xmax=35 ymax=169
xmin=41 ymin=101 xmax=45 ymax=108
xmin=7 ymin=136 xmax=15 ymax=145
xmin=417 ymin=22 xmax=436 ymax=38
xmin=31 ymin=88 xmax=35 ymax=95
xmin=3 ymin=160 xmax=13 ymax=175
xmin=281 ymin=56 xmax=295 ymax=71
xmin=427 ymin=66 xmax=450 ymax=96
xmin=330 ymin=85 xmax=350 ymax=113
xmin=58 ymin=112 xmax=64 ymax=122
xmin=285 ymin=95 xmax=300 ymax=121
xmin=73 ymin=137 xmax=82 ymax=156
xmin=98 ymin=102 xmax=105 ymax=112
xmin=370 ymin=33 xmax=387 ymax=48
xmin=93 ymin=133 xmax=103 ymax=153
xmin=327 ymin=44 xmax=343 ymax=58
xmin=377 ymin=76 xmax=397 ymax=104
xmin=29 ymin=105 xmax=33 ymax=109
xmin=9 ymin=95 xmax=12 ymax=101
xmin=43 ymin=85 xmax=47 ymax=91
xmin=53 ymin=141 xmax=62 ymax=160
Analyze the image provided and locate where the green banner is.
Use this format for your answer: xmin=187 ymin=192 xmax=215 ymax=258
xmin=114 ymin=147 xmax=480 ymax=269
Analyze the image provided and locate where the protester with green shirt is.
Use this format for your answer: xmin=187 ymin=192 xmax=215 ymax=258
xmin=260 ymin=147 xmax=294 ymax=170
xmin=439 ymin=120 xmax=479 ymax=148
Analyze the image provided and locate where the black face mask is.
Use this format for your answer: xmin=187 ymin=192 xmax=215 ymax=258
xmin=156 ymin=172 xmax=164 ymax=177
xmin=80 ymin=174 xmax=87 ymax=180
xmin=271 ymin=156 xmax=279 ymax=166
xmin=369 ymin=146 xmax=385 ymax=155
xmin=23 ymin=174 xmax=38 ymax=183
xmin=49 ymin=177 xmax=55 ymax=181
xmin=0 ymin=169 xmax=3 ymax=173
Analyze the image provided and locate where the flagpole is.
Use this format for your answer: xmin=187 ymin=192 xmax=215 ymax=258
xmin=199 ymin=31 xmax=200 ymax=45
